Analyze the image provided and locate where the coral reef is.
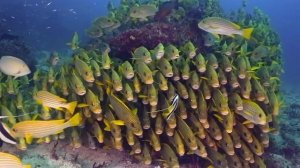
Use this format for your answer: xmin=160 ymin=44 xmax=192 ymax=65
xmin=0 ymin=0 xmax=285 ymax=168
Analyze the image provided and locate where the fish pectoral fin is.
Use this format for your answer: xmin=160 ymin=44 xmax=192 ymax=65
xmin=242 ymin=120 xmax=252 ymax=125
xmin=103 ymin=119 xmax=111 ymax=131
xmin=36 ymin=138 xmax=44 ymax=144
xmin=77 ymin=103 xmax=89 ymax=108
xmin=211 ymin=33 xmax=220 ymax=39
xmin=111 ymin=120 xmax=125 ymax=126
xmin=25 ymin=133 xmax=33 ymax=145
xmin=132 ymin=108 xmax=138 ymax=115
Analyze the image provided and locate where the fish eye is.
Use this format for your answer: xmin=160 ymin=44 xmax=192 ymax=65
xmin=12 ymin=128 xmax=16 ymax=132
xmin=254 ymin=144 xmax=258 ymax=149
xmin=234 ymin=162 xmax=237 ymax=166
xmin=187 ymin=138 xmax=191 ymax=143
xmin=164 ymin=66 xmax=167 ymax=70
xmin=212 ymin=128 xmax=215 ymax=132
xmin=169 ymin=157 xmax=172 ymax=161
xmin=243 ymin=132 xmax=247 ymax=136
xmin=85 ymin=71 xmax=89 ymax=76
xmin=235 ymin=100 xmax=238 ymax=104
xmin=143 ymin=72 xmax=146 ymax=76
xmin=259 ymin=114 xmax=262 ymax=118
xmin=133 ymin=10 xmax=136 ymax=13
xmin=217 ymin=160 xmax=222 ymax=165
xmin=219 ymin=103 xmax=221 ymax=107
xmin=172 ymin=49 xmax=175 ymax=53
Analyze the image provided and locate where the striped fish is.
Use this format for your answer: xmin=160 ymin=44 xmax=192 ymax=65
xmin=0 ymin=122 xmax=16 ymax=145
xmin=235 ymin=100 xmax=267 ymax=125
xmin=35 ymin=91 xmax=77 ymax=114
xmin=11 ymin=113 xmax=82 ymax=144
xmin=198 ymin=17 xmax=254 ymax=39
xmin=107 ymin=88 xmax=143 ymax=136
xmin=0 ymin=152 xmax=31 ymax=168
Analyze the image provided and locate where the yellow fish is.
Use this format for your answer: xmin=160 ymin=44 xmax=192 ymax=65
xmin=11 ymin=113 xmax=82 ymax=144
xmin=0 ymin=152 xmax=31 ymax=168
xmin=35 ymin=91 xmax=77 ymax=114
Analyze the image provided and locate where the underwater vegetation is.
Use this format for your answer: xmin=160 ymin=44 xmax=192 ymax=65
xmin=0 ymin=0 xmax=284 ymax=167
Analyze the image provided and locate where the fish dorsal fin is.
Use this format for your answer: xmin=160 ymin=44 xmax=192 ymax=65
xmin=231 ymin=22 xmax=241 ymax=29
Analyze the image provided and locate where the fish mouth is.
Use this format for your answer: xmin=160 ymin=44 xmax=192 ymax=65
xmin=242 ymin=94 xmax=250 ymax=99
xmin=189 ymin=52 xmax=196 ymax=58
xmin=213 ymin=64 xmax=219 ymax=69
xmin=205 ymin=95 xmax=211 ymax=100
xmin=161 ymin=86 xmax=168 ymax=91
xmin=239 ymin=74 xmax=246 ymax=79
xmin=228 ymin=151 xmax=235 ymax=155
xmin=145 ymin=59 xmax=152 ymax=64
xmin=212 ymin=83 xmax=220 ymax=88
xmin=150 ymin=101 xmax=157 ymax=106
xmin=126 ymin=73 xmax=134 ymax=79
xmin=192 ymin=85 xmax=199 ymax=90
xmin=78 ymin=91 xmax=86 ymax=96
xmin=182 ymin=75 xmax=189 ymax=80
xmin=221 ymin=109 xmax=229 ymax=115
xmin=263 ymin=82 xmax=270 ymax=87
xmin=145 ymin=79 xmax=154 ymax=85
xmin=199 ymin=67 xmax=206 ymax=73
xmin=221 ymin=80 xmax=228 ymax=85
xmin=257 ymin=96 xmax=266 ymax=101
xmin=93 ymin=109 xmax=102 ymax=114
xmin=166 ymin=72 xmax=173 ymax=77
xmin=134 ymin=130 xmax=143 ymax=136
xmin=191 ymin=145 xmax=198 ymax=151
xmin=114 ymin=86 xmax=123 ymax=91
xmin=259 ymin=120 xmax=267 ymax=125
xmin=173 ymin=76 xmax=180 ymax=81
xmin=157 ymin=52 xmax=164 ymax=59
xmin=232 ymin=83 xmax=239 ymax=88
xmin=87 ymin=78 xmax=95 ymax=83
xmin=226 ymin=129 xmax=233 ymax=133
xmin=235 ymin=144 xmax=242 ymax=148
xmin=257 ymin=151 xmax=263 ymax=156
xmin=237 ymin=106 xmax=243 ymax=111
xmin=225 ymin=67 xmax=232 ymax=72
xmin=127 ymin=97 xmax=134 ymax=101
xmin=215 ymin=135 xmax=222 ymax=140
xmin=172 ymin=55 xmax=180 ymax=60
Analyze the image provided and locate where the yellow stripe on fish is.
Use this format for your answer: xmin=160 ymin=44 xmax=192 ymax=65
xmin=35 ymin=91 xmax=78 ymax=114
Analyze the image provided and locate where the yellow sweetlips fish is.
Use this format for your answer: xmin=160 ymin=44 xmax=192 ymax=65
xmin=235 ymin=100 xmax=267 ymax=125
xmin=35 ymin=91 xmax=78 ymax=114
xmin=11 ymin=113 xmax=82 ymax=144
xmin=198 ymin=17 xmax=254 ymax=39
xmin=0 ymin=152 xmax=31 ymax=168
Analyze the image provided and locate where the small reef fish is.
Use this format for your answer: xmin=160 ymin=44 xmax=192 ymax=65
xmin=35 ymin=91 xmax=78 ymax=114
xmin=48 ymin=52 xmax=60 ymax=66
xmin=0 ymin=122 xmax=17 ymax=145
xmin=198 ymin=17 xmax=254 ymax=39
xmin=129 ymin=5 xmax=158 ymax=21
xmin=235 ymin=100 xmax=267 ymax=125
xmin=11 ymin=113 xmax=82 ymax=144
xmin=66 ymin=32 xmax=79 ymax=50
xmin=0 ymin=56 xmax=31 ymax=79
xmin=0 ymin=152 xmax=31 ymax=168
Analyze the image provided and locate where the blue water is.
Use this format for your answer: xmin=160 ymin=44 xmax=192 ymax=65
xmin=220 ymin=0 xmax=300 ymax=86
xmin=1 ymin=0 xmax=298 ymax=85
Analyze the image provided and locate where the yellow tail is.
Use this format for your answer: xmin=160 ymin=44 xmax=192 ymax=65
xmin=23 ymin=165 xmax=31 ymax=168
xmin=66 ymin=101 xmax=78 ymax=114
xmin=66 ymin=113 xmax=82 ymax=127
xmin=242 ymin=28 xmax=254 ymax=39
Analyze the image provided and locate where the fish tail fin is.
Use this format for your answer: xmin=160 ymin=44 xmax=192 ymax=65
xmin=242 ymin=28 xmax=254 ymax=39
xmin=65 ymin=101 xmax=78 ymax=114
xmin=65 ymin=113 xmax=82 ymax=127
xmin=23 ymin=165 xmax=31 ymax=168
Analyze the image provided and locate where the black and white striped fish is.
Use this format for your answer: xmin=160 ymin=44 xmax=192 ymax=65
xmin=0 ymin=122 xmax=17 ymax=145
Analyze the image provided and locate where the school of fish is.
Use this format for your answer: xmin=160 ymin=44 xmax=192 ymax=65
xmin=0 ymin=0 xmax=284 ymax=168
